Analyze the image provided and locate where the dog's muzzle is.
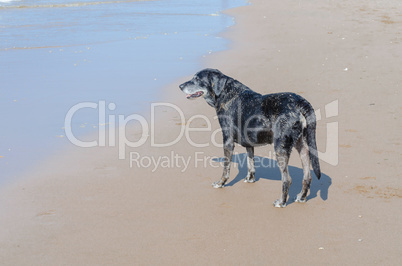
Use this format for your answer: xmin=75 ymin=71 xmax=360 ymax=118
xmin=179 ymin=82 xmax=204 ymax=100
xmin=185 ymin=91 xmax=204 ymax=99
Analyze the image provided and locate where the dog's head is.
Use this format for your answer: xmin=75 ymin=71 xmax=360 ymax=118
xmin=179 ymin=68 xmax=228 ymax=107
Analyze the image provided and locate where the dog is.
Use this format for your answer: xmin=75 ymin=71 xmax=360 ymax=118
xmin=179 ymin=69 xmax=321 ymax=207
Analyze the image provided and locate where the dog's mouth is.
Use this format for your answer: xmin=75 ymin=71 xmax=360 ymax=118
xmin=186 ymin=91 xmax=204 ymax=100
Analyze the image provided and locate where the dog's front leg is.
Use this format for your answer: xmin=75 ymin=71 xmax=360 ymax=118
xmin=212 ymin=140 xmax=234 ymax=188
xmin=244 ymin=146 xmax=256 ymax=183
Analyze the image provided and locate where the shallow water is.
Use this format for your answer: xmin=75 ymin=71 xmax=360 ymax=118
xmin=0 ymin=0 xmax=246 ymax=183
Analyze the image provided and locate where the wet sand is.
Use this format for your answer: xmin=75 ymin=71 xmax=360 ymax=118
xmin=1 ymin=0 xmax=401 ymax=264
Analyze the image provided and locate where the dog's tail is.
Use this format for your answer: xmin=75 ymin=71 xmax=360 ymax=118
xmin=302 ymin=105 xmax=321 ymax=180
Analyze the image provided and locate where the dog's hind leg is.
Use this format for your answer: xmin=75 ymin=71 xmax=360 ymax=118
xmin=295 ymin=137 xmax=312 ymax=203
xmin=244 ymin=146 xmax=256 ymax=183
xmin=272 ymin=117 xmax=303 ymax=207
xmin=273 ymin=148 xmax=292 ymax=208
xmin=212 ymin=141 xmax=234 ymax=188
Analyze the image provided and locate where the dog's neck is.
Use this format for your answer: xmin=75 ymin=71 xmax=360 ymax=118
xmin=214 ymin=79 xmax=241 ymax=109
xmin=217 ymin=95 xmax=238 ymax=112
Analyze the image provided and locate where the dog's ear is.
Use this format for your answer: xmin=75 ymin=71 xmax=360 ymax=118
xmin=210 ymin=70 xmax=227 ymax=96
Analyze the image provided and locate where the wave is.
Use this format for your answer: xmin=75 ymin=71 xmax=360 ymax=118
xmin=0 ymin=0 xmax=152 ymax=9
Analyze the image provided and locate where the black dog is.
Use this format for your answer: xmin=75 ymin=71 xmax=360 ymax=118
xmin=179 ymin=69 xmax=320 ymax=207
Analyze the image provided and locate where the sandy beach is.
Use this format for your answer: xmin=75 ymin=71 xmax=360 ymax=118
xmin=1 ymin=0 xmax=401 ymax=265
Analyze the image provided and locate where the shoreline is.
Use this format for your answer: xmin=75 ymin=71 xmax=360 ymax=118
xmin=0 ymin=0 xmax=246 ymax=183
xmin=1 ymin=0 xmax=401 ymax=264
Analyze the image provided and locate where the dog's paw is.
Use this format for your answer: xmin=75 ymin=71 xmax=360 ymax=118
xmin=295 ymin=194 xmax=307 ymax=203
xmin=212 ymin=181 xmax=225 ymax=188
xmin=243 ymin=178 xmax=255 ymax=183
xmin=273 ymin=199 xmax=286 ymax=208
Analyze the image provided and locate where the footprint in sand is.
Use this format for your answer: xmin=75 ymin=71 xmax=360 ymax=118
xmin=339 ymin=144 xmax=352 ymax=148
xmin=36 ymin=210 xmax=56 ymax=217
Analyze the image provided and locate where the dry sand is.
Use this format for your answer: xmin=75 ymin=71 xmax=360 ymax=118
xmin=1 ymin=0 xmax=401 ymax=265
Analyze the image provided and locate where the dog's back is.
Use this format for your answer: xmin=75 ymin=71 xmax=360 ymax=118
xmin=261 ymin=92 xmax=310 ymax=117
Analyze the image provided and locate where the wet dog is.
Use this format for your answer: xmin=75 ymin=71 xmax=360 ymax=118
xmin=179 ymin=69 xmax=321 ymax=207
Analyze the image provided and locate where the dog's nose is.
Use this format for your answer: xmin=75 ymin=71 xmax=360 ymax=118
xmin=179 ymin=83 xmax=185 ymax=90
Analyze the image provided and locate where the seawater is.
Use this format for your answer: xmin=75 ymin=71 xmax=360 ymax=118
xmin=0 ymin=0 xmax=247 ymax=183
